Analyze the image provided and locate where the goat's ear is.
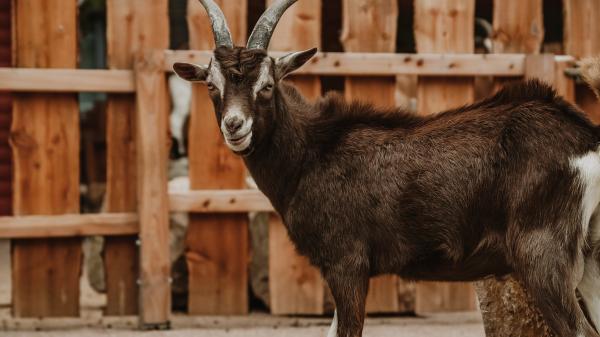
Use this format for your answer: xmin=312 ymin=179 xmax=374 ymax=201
xmin=173 ymin=62 xmax=209 ymax=82
xmin=275 ymin=48 xmax=318 ymax=80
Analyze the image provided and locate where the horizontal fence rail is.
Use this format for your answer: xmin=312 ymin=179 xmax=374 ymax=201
xmin=0 ymin=213 xmax=139 ymax=238
xmin=0 ymin=68 xmax=135 ymax=92
xmin=0 ymin=190 xmax=273 ymax=238
xmin=0 ymin=53 xmax=575 ymax=94
xmin=169 ymin=189 xmax=274 ymax=212
xmin=165 ymin=51 xmax=530 ymax=77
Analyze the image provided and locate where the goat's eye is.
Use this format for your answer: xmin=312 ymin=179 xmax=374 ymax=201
xmin=262 ymin=84 xmax=274 ymax=92
xmin=207 ymin=82 xmax=216 ymax=91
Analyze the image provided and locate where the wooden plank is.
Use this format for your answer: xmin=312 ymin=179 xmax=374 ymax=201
xmin=269 ymin=215 xmax=325 ymax=314
xmin=525 ymin=54 xmax=555 ymax=84
xmin=105 ymin=0 xmax=169 ymax=316
xmin=554 ymin=57 xmax=576 ymax=103
xmin=267 ymin=0 xmax=324 ymax=315
xmin=135 ymin=51 xmax=170 ymax=327
xmin=0 ymin=68 xmax=135 ymax=92
xmin=169 ymin=190 xmax=273 ymax=213
xmin=185 ymin=0 xmax=249 ymax=315
xmin=564 ymin=0 xmax=600 ymax=123
xmin=164 ymin=50 xmax=526 ymax=77
xmin=341 ymin=0 xmax=406 ymax=314
xmin=414 ymin=0 xmax=477 ymax=314
xmin=491 ymin=0 xmax=543 ymax=53
xmin=11 ymin=0 xmax=81 ymax=317
xmin=0 ymin=213 xmax=138 ymax=238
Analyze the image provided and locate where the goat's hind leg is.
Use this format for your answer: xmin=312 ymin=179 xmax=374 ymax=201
xmin=578 ymin=250 xmax=600 ymax=334
xmin=515 ymin=235 xmax=597 ymax=337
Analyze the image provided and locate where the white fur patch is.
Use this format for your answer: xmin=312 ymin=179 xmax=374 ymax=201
xmin=571 ymin=149 xmax=600 ymax=242
xmin=208 ymin=59 xmax=226 ymax=99
xmin=326 ymin=310 xmax=338 ymax=337
xmin=252 ymin=58 xmax=273 ymax=99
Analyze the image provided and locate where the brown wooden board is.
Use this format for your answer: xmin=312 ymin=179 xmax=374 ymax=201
xmin=492 ymin=0 xmax=544 ymax=53
xmin=564 ymin=0 xmax=600 ymax=123
xmin=105 ymin=0 xmax=169 ymax=316
xmin=135 ymin=51 xmax=171 ymax=326
xmin=164 ymin=51 xmax=527 ymax=77
xmin=413 ymin=0 xmax=477 ymax=314
xmin=10 ymin=0 xmax=81 ymax=317
xmin=185 ymin=0 xmax=249 ymax=315
xmin=267 ymin=0 xmax=324 ymax=315
xmin=0 ymin=213 xmax=138 ymax=239
xmin=340 ymin=0 xmax=412 ymax=314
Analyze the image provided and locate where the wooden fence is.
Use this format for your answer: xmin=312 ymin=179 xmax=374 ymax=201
xmin=0 ymin=0 xmax=598 ymax=329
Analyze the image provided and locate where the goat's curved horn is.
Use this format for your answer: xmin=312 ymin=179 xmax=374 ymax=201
xmin=197 ymin=0 xmax=234 ymax=48
xmin=247 ymin=0 xmax=298 ymax=50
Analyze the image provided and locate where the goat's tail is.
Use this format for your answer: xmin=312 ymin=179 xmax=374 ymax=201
xmin=581 ymin=57 xmax=600 ymax=100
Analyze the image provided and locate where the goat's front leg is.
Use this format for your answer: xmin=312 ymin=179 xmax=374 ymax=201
xmin=323 ymin=265 xmax=370 ymax=337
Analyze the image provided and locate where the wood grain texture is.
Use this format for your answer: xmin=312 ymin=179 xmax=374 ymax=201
xmin=169 ymin=190 xmax=273 ymax=212
xmin=164 ymin=51 xmax=527 ymax=77
xmin=0 ymin=213 xmax=138 ymax=238
xmin=105 ymin=0 xmax=169 ymax=316
xmin=269 ymin=215 xmax=324 ymax=314
xmin=564 ymin=0 xmax=600 ymax=123
xmin=135 ymin=51 xmax=171 ymax=326
xmin=267 ymin=0 xmax=324 ymax=315
xmin=554 ymin=58 xmax=576 ymax=103
xmin=414 ymin=0 xmax=477 ymax=314
xmin=0 ymin=68 xmax=135 ymax=92
xmin=492 ymin=0 xmax=544 ymax=53
xmin=341 ymin=0 xmax=410 ymax=314
xmin=186 ymin=0 xmax=249 ymax=315
xmin=10 ymin=0 xmax=81 ymax=317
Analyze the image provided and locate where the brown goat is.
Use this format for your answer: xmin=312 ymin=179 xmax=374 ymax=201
xmin=174 ymin=1 xmax=600 ymax=336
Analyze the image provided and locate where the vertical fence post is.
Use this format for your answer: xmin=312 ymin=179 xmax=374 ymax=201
xmin=341 ymin=0 xmax=410 ymax=314
xmin=135 ymin=50 xmax=171 ymax=327
xmin=564 ymin=0 xmax=600 ymax=123
xmin=10 ymin=0 xmax=81 ymax=317
xmin=413 ymin=0 xmax=478 ymax=314
xmin=185 ymin=0 xmax=249 ymax=315
xmin=105 ymin=0 xmax=170 ymax=316
xmin=267 ymin=0 xmax=325 ymax=315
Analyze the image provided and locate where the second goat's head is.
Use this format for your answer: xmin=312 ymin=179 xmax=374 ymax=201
xmin=173 ymin=0 xmax=316 ymax=155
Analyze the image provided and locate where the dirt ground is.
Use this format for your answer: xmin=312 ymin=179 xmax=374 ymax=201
xmin=0 ymin=240 xmax=485 ymax=337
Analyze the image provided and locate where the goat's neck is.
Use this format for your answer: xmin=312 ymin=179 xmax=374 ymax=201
xmin=244 ymin=85 xmax=309 ymax=214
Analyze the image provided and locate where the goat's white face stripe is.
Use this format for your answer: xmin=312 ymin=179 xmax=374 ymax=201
xmin=207 ymin=59 xmax=226 ymax=99
xmin=221 ymin=102 xmax=254 ymax=152
xmin=252 ymin=58 xmax=273 ymax=99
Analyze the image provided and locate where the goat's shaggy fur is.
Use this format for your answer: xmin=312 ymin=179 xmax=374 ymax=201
xmin=176 ymin=45 xmax=600 ymax=337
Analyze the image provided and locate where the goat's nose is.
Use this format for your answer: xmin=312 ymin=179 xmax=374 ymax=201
xmin=225 ymin=116 xmax=244 ymax=134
